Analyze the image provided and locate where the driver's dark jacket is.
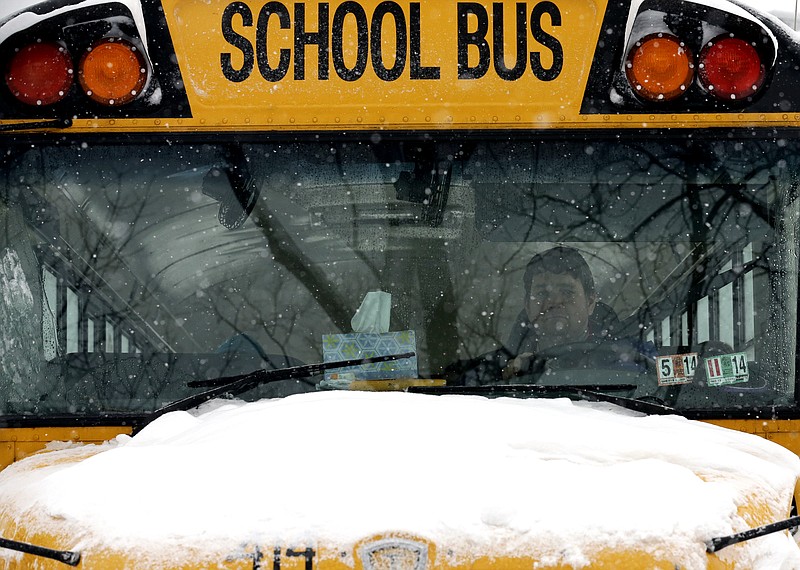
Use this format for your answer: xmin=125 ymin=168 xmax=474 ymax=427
xmin=453 ymin=306 xmax=655 ymax=386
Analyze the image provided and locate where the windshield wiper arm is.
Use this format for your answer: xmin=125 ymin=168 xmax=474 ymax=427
xmin=706 ymin=515 xmax=800 ymax=552
xmin=0 ymin=118 xmax=72 ymax=132
xmin=146 ymin=352 xmax=415 ymax=423
xmin=407 ymin=384 xmax=675 ymax=415
xmin=0 ymin=537 xmax=80 ymax=566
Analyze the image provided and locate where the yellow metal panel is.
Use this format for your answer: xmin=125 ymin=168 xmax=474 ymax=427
xmin=0 ymin=442 xmax=12 ymax=472
xmin=0 ymin=535 xmax=741 ymax=569
xmin=1 ymin=0 xmax=796 ymax=131
xmin=764 ymin=432 xmax=800 ymax=457
xmin=161 ymin=0 xmax=605 ymax=130
xmin=57 ymin=0 xmax=800 ymax=132
xmin=0 ymin=427 xmax=131 ymax=471
xmin=702 ymin=419 xmax=800 ymax=457
xmin=15 ymin=442 xmax=49 ymax=463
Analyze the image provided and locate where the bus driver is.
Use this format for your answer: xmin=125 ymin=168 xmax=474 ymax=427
xmin=502 ymin=246 xmax=602 ymax=379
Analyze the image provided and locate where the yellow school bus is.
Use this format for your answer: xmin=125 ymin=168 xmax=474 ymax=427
xmin=2 ymin=0 xmax=800 ymax=567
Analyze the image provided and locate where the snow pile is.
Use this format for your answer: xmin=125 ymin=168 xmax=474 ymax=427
xmin=1 ymin=391 xmax=800 ymax=568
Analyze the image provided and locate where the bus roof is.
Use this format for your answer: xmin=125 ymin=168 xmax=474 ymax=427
xmin=0 ymin=0 xmax=799 ymax=132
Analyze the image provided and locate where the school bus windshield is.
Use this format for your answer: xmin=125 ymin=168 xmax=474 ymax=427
xmin=0 ymin=134 xmax=797 ymax=420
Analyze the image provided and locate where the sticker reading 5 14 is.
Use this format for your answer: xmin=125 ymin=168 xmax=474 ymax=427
xmin=705 ymin=352 xmax=749 ymax=386
xmin=657 ymin=353 xmax=698 ymax=386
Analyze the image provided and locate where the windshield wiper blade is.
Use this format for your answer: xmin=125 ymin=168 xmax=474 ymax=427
xmin=0 ymin=118 xmax=72 ymax=132
xmin=146 ymin=352 xmax=415 ymax=423
xmin=707 ymin=515 xmax=800 ymax=552
xmin=0 ymin=537 xmax=80 ymax=566
xmin=407 ymin=384 xmax=675 ymax=415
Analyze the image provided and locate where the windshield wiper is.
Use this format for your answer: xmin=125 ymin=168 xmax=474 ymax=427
xmin=707 ymin=515 xmax=800 ymax=552
xmin=0 ymin=118 xmax=72 ymax=132
xmin=145 ymin=352 xmax=415 ymax=425
xmin=0 ymin=537 xmax=80 ymax=566
xmin=407 ymin=384 xmax=675 ymax=415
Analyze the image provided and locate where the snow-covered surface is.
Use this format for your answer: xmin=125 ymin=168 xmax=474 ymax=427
xmin=0 ymin=0 xmax=148 ymax=45
xmin=744 ymin=0 xmax=799 ymax=29
xmin=1 ymin=391 xmax=799 ymax=568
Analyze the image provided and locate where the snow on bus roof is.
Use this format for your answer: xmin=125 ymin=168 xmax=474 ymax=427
xmin=623 ymin=0 xmax=781 ymax=61
xmin=0 ymin=0 xmax=148 ymax=45
xmin=0 ymin=391 xmax=799 ymax=568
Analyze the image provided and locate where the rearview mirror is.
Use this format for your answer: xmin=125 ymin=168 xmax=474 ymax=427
xmin=202 ymin=147 xmax=260 ymax=230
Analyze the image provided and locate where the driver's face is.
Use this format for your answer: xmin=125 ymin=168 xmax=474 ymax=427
xmin=525 ymin=272 xmax=596 ymax=350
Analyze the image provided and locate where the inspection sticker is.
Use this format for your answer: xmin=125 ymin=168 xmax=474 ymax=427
xmin=705 ymin=352 xmax=749 ymax=387
xmin=656 ymin=353 xmax=698 ymax=386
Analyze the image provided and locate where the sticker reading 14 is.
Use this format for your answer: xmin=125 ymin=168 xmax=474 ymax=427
xmin=657 ymin=353 xmax=698 ymax=386
xmin=705 ymin=352 xmax=749 ymax=387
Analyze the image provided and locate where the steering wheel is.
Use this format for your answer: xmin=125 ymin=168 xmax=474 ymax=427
xmin=546 ymin=341 xmax=648 ymax=368
xmin=510 ymin=340 xmax=656 ymax=382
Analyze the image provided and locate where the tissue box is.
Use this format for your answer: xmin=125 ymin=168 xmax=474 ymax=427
xmin=322 ymin=331 xmax=418 ymax=380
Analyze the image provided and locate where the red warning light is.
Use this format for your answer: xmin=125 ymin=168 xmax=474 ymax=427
xmin=5 ymin=42 xmax=73 ymax=106
xmin=698 ymin=36 xmax=765 ymax=100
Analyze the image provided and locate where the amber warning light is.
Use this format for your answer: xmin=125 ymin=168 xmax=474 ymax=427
xmin=625 ymin=34 xmax=694 ymax=102
xmin=79 ymin=38 xmax=147 ymax=105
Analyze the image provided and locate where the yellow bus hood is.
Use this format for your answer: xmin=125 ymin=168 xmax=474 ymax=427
xmin=0 ymin=392 xmax=798 ymax=569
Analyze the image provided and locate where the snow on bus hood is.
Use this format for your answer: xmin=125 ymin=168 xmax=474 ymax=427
xmin=2 ymin=392 xmax=800 ymax=568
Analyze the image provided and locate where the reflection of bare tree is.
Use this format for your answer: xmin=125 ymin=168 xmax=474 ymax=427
xmin=457 ymin=139 xmax=793 ymax=368
xmin=251 ymin=196 xmax=356 ymax=333
xmin=2 ymin=137 xmax=797 ymax=414
xmin=26 ymin=147 xmax=199 ymax=353
xmin=207 ymin=275 xmax=317 ymax=363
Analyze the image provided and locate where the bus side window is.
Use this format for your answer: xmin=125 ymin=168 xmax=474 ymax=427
xmin=41 ymin=264 xmax=152 ymax=357
xmin=650 ymin=244 xmax=759 ymax=358
xmin=0 ymin=199 xmax=48 ymax=412
xmin=42 ymin=267 xmax=59 ymax=360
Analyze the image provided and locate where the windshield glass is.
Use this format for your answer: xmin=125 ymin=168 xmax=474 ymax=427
xmin=0 ymin=135 xmax=796 ymax=418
